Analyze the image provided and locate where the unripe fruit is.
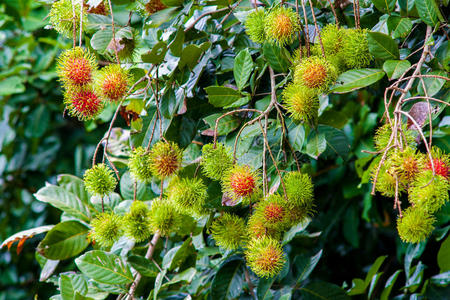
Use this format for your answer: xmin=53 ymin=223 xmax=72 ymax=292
xmin=124 ymin=201 xmax=152 ymax=243
xmin=245 ymin=9 xmax=267 ymax=44
xmin=294 ymin=56 xmax=337 ymax=92
xmin=408 ymin=170 xmax=449 ymax=213
xmin=167 ymin=176 xmax=208 ymax=216
xmin=254 ymin=194 xmax=290 ymax=231
xmin=83 ymin=163 xmax=117 ymax=196
xmin=373 ymin=124 xmax=416 ymax=152
xmin=90 ymin=212 xmax=123 ymax=248
xmin=57 ymin=47 xmax=98 ymax=86
xmin=201 ymin=143 xmax=233 ymax=181
xmin=222 ymin=165 xmax=260 ymax=200
xmin=63 ymin=87 xmax=103 ymax=121
xmin=397 ymin=207 xmax=435 ymax=244
xmin=283 ymin=171 xmax=314 ymax=208
xmin=128 ymin=146 xmax=153 ymax=183
xmin=341 ymin=28 xmax=372 ymax=69
xmin=264 ymin=7 xmax=300 ymax=46
xmin=247 ymin=213 xmax=282 ymax=240
xmin=95 ymin=64 xmax=132 ymax=102
xmin=371 ymin=158 xmax=406 ymax=197
xmin=149 ymin=199 xmax=181 ymax=236
xmin=49 ymin=0 xmax=86 ymax=38
xmin=245 ymin=236 xmax=285 ymax=278
xmin=389 ymin=148 xmax=425 ymax=184
xmin=149 ymin=141 xmax=182 ymax=179
xmin=210 ymin=213 xmax=247 ymax=250
xmin=313 ymin=24 xmax=344 ymax=56
xmin=282 ymin=83 xmax=319 ymax=123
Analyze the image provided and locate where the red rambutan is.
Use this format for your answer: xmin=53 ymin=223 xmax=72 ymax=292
xmin=64 ymin=87 xmax=103 ymax=121
xmin=57 ymin=47 xmax=97 ymax=86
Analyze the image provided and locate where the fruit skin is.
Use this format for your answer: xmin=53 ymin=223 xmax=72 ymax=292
xmin=57 ymin=47 xmax=98 ymax=87
xmin=372 ymin=158 xmax=406 ymax=197
xmin=294 ymin=56 xmax=338 ymax=92
xmin=83 ymin=163 xmax=117 ymax=196
xmin=341 ymin=28 xmax=373 ymax=69
xmin=210 ymin=213 xmax=247 ymax=250
xmin=149 ymin=141 xmax=182 ymax=179
xmin=282 ymin=83 xmax=319 ymax=124
xmin=312 ymin=24 xmax=344 ymax=57
xmin=148 ymin=198 xmax=181 ymax=236
xmin=254 ymin=194 xmax=290 ymax=231
xmin=63 ymin=86 xmax=103 ymax=121
xmin=94 ymin=64 xmax=132 ymax=102
xmin=245 ymin=9 xmax=267 ymax=44
xmin=201 ymin=143 xmax=233 ymax=181
xmin=222 ymin=164 xmax=260 ymax=200
xmin=90 ymin=212 xmax=123 ymax=248
xmin=397 ymin=207 xmax=435 ymax=244
xmin=408 ymin=170 xmax=449 ymax=213
xmin=284 ymin=171 xmax=314 ymax=208
xmin=425 ymin=147 xmax=449 ymax=180
xmin=49 ymin=0 xmax=87 ymax=38
xmin=389 ymin=147 xmax=425 ymax=185
xmin=124 ymin=201 xmax=152 ymax=243
xmin=247 ymin=213 xmax=282 ymax=240
xmin=373 ymin=123 xmax=416 ymax=152
xmin=167 ymin=176 xmax=208 ymax=216
xmin=245 ymin=236 xmax=286 ymax=278
xmin=128 ymin=146 xmax=154 ymax=183
xmin=264 ymin=7 xmax=300 ymax=46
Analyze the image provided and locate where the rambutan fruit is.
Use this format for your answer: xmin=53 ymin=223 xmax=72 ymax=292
xmin=264 ymin=7 xmax=300 ymax=46
xmin=90 ymin=212 xmax=123 ymax=248
xmin=408 ymin=170 xmax=449 ymax=213
xmin=222 ymin=164 xmax=260 ymax=200
xmin=247 ymin=213 xmax=282 ymax=240
xmin=63 ymin=86 xmax=103 ymax=121
xmin=210 ymin=213 xmax=247 ymax=250
xmin=371 ymin=159 xmax=406 ymax=197
xmin=124 ymin=201 xmax=152 ymax=243
xmin=283 ymin=171 xmax=314 ymax=208
xmin=167 ymin=176 xmax=208 ymax=216
xmin=282 ymin=83 xmax=319 ymax=123
xmin=149 ymin=141 xmax=182 ymax=179
xmin=389 ymin=147 xmax=425 ymax=184
xmin=254 ymin=194 xmax=290 ymax=231
xmin=128 ymin=146 xmax=153 ymax=183
xmin=57 ymin=47 xmax=98 ymax=86
xmin=145 ymin=0 xmax=167 ymax=14
xmin=373 ymin=123 xmax=416 ymax=152
xmin=341 ymin=28 xmax=372 ymax=69
xmin=49 ymin=0 xmax=87 ymax=38
xmin=148 ymin=198 xmax=181 ymax=236
xmin=94 ymin=64 xmax=132 ymax=102
xmin=245 ymin=9 xmax=267 ymax=44
xmin=201 ymin=143 xmax=233 ymax=181
xmin=245 ymin=236 xmax=286 ymax=278
xmin=425 ymin=147 xmax=449 ymax=180
xmin=294 ymin=56 xmax=338 ymax=92
xmin=291 ymin=47 xmax=306 ymax=70
xmin=397 ymin=207 xmax=435 ymax=244
xmin=83 ymin=163 xmax=117 ymax=196
xmin=313 ymin=24 xmax=344 ymax=57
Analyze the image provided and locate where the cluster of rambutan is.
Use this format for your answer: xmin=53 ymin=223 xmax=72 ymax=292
xmin=370 ymin=124 xmax=450 ymax=243
xmin=201 ymin=143 xmax=315 ymax=278
xmin=56 ymin=47 xmax=132 ymax=121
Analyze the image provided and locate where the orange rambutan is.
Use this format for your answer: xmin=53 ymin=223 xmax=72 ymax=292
xmin=95 ymin=64 xmax=132 ymax=102
xmin=149 ymin=141 xmax=182 ymax=179
xmin=254 ymin=194 xmax=290 ymax=230
xmin=222 ymin=165 xmax=260 ymax=200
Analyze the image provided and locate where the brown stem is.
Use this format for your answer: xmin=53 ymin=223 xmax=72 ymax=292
xmin=184 ymin=7 xmax=229 ymax=32
xmin=244 ymin=267 xmax=257 ymax=299
xmin=300 ymin=0 xmax=311 ymax=56
xmin=107 ymin=0 xmax=120 ymax=64
xmin=326 ymin=0 xmax=339 ymax=27
xmin=308 ymin=0 xmax=325 ymax=58
xmin=71 ymin=0 xmax=77 ymax=47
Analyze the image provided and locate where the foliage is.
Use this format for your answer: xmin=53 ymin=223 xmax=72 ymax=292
xmin=0 ymin=0 xmax=449 ymax=299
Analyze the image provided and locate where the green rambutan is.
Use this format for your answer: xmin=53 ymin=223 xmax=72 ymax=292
xmin=397 ymin=207 xmax=435 ymax=244
xmin=222 ymin=164 xmax=260 ymax=200
xmin=83 ymin=163 xmax=117 ymax=196
xmin=148 ymin=199 xmax=181 ymax=236
xmin=57 ymin=47 xmax=98 ymax=86
xmin=372 ymin=159 xmax=406 ymax=197
xmin=264 ymin=7 xmax=300 ymax=46
xmin=128 ymin=146 xmax=153 ymax=183
xmin=167 ymin=176 xmax=208 ymax=216
xmin=291 ymin=47 xmax=306 ymax=70
xmin=373 ymin=123 xmax=416 ymax=152
xmin=313 ymin=24 xmax=344 ymax=56
xmin=149 ymin=141 xmax=182 ymax=179
xmin=408 ymin=170 xmax=449 ymax=213
xmin=341 ymin=28 xmax=372 ymax=69
xmin=94 ymin=64 xmax=132 ymax=102
xmin=245 ymin=9 xmax=267 ymax=44
xmin=247 ymin=213 xmax=282 ymax=240
xmin=245 ymin=236 xmax=285 ymax=278
xmin=200 ymin=143 xmax=233 ymax=181
xmin=124 ymin=201 xmax=152 ymax=243
xmin=425 ymin=147 xmax=449 ymax=180
xmin=282 ymin=83 xmax=319 ymax=123
xmin=254 ymin=194 xmax=290 ymax=231
xmin=389 ymin=147 xmax=425 ymax=184
xmin=63 ymin=86 xmax=103 ymax=121
xmin=294 ymin=56 xmax=338 ymax=92
xmin=90 ymin=212 xmax=123 ymax=248
xmin=210 ymin=213 xmax=247 ymax=250
xmin=49 ymin=0 xmax=87 ymax=38
xmin=283 ymin=171 xmax=314 ymax=208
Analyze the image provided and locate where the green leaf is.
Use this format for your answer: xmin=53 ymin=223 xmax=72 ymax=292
xmin=294 ymin=250 xmax=323 ymax=285
xmin=147 ymin=7 xmax=179 ymax=28
xmin=25 ymin=105 xmax=50 ymax=138
xmin=59 ymin=274 xmax=89 ymax=300
xmin=319 ymin=125 xmax=350 ymax=160
xmin=383 ymin=60 xmax=411 ymax=80
xmin=153 ymin=269 xmax=167 ymax=300
xmin=438 ymin=236 xmax=450 ymax=272
xmin=204 ymin=86 xmax=241 ymax=107
xmin=300 ymin=281 xmax=350 ymax=300
xmin=417 ymin=70 xmax=447 ymax=97
xmin=371 ymin=0 xmax=396 ymax=13
xmin=0 ymin=76 xmax=25 ymax=96
xmin=288 ymin=124 xmax=305 ymax=150
xmin=366 ymin=256 xmax=387 ymax=284
xmin=431 ymin=271 xmax=450 ymax=286
xmin=179 ymin=44 xmax=204 ymax=69
xmin=37 ymin=221 xmax=90 ymax=260
xmin=305 ymin=131 xmax=326 ymax=159
xmin=381 ymin=270 xmax=402 ymax=300
xmin=203 ymin=113 xmax=240 ymax=136
xmin=75 ymin=250 xmax=134 ymax=285
xmin=405 ymin=242 xmax=426 ymax=277
xmin=282 ymin=219 xmax=311 ymax=245
xmin=415 ymin=0 xmax=444 ymax=27
xmin=387 ymin=17 xmax=413 ymax=39
xmin=1 ymin=225 xmax=54 ymax=249
xmin=34 ymin=185 xmax=91 ymax=222
xmin=141 ymin=41 xmax=168 ymax=64
xmin=257 ymin=276 xmax=276 ymax=300
xmin=262 ymin=43 xmax=290 ymax=72
xmin=169 ymin=28 xmax=184 ymax=57
xmin=210 ymin=257 xmax=244 ymax=300
xmin=128 ymin=255 xmax=159 ymax=277
xmin=90 ymin=29 xmax=112 ymax=52
xmin=331 ymin=69 xmax=385 ymax=93
xmin=343 ymin=205 xmax=359 ymax=248
xmin=233 ymin=49 xmax=254 ymax=90
xmin=367 ymin=32 xmax=400 ymax=60
xmin=162 ymin=237 xmax=195 ymax=271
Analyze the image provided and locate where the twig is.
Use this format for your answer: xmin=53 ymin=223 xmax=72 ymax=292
xmin=244 ymin=267 xmax=257 ymax=299
xmin=326 ymin=0 xmax=339 ymax=27
xmin=184 ymin=7 xmax=229 ymax=32
xmin=71 ymin=0 xmax=76 ymax=47
xmin=300 ymin=0 xmax=311 ymax=56
xmin=79 ymin=2 xmax=83 ymax=47
xmin=107 ymin=0 xmax=120 ymax=64
xmin=308 ymin=0 xmax=325 ymax=57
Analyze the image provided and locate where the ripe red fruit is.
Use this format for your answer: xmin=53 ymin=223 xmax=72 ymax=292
xmin=426 ymin=158 xmax=449 ymax=179
xmin=57 ymin=47 xmax=97 ymax=86
xmin=64 ymin=88 xmax=103 ymax=120
xmin=229 ymin=168 xmax=256 ymax=197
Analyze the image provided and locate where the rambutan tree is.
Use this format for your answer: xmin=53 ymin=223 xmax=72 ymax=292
xmin=0 ymin=0 xmax=449 ymax=299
